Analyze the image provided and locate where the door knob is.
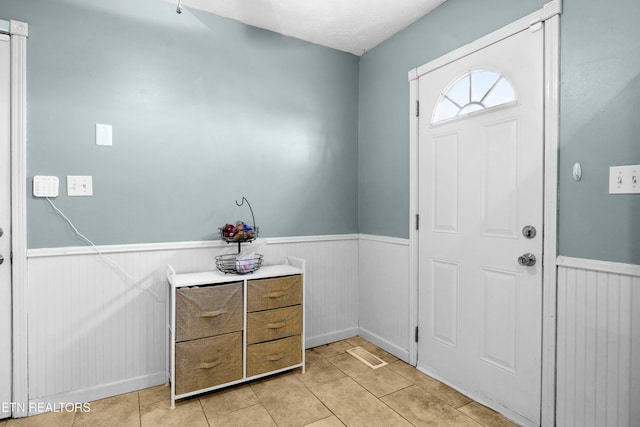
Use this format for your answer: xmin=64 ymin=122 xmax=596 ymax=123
xmin=517 ymin=253 xmax=536 ymax=267
xmin=0 ymin=254 xmax=3 ymax=265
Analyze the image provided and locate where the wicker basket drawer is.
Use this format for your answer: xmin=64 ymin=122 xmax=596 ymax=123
xmin=247 ymin=305 xmax=302 ymax=345
xmin=175 ymin=332 xmax=242 ymax=395
xmin=247 ymin=275 xmax=302 ymax=312
xmin=246 ymin=335 xmax=302 ymax=377
xmin=176 ymin=282 xmax=242 ymax=342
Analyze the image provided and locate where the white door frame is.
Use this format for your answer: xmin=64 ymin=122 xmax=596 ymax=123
xmin=407 ymin=2 xmax=560 ymax=426
xmin=5 ymin=19 xmax=28 ymax=419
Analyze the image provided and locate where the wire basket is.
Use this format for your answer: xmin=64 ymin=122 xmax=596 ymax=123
xmin=215 ymin=253 xmax=263 ymax=275
xmin=218 ymin=226 xmax=259 ymax=243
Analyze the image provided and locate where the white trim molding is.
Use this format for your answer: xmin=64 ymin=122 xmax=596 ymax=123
xmin=408 ymin=2 xmax=561 ymax=425
xmin=541 ymin=13 xmax=560 ymax=427
xmin=543 ymin=0 xmax=562 ymax=19
xmin=408 ymin=75 xmax=419 ymax=366
xmin=27 ymin=239 xmax=226 ymax=258
xmin=408 ymin=0 xmax=562 ymax=81
xmin=557 ymin=256 xmax=640 ymax=277
xmin=27 ymin=234 xmax=361 ymax=258
xmin=10 ymin=19 xmax=28 ymax=419
xmin=358 ymin=234 xmax=409 ymax=246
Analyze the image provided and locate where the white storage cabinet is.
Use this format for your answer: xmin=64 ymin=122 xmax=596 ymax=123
xmin=166 ymin=257 xmax=305 ymax=407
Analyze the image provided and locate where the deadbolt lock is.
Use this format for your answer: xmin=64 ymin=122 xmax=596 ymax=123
xmin=522 ymin=225 xmax=536 ymax=239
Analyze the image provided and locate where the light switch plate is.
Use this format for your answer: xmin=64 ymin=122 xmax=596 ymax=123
xmin=33 ymin=175 xmax=59 ymax=197
xmin=67 ymin=176 xmax=93 ymax=196
xmin=609 ymin=165 xmax=640 ymax=194
xmin=95 ymin=123 xmax=112 ymax=146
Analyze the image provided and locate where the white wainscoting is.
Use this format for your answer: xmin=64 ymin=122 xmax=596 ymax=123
xmin=556 ymin=256 xmax=640 ymax=427
xmin=25 ymin=235 xmax=358 ymax=412
xmin=358 ymin=235 xmax=411 ymax=362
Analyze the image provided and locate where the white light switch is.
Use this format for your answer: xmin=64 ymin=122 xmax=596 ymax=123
xmin=609 ymin=165 xmax=640 ymax=194
xmin=67 ymin=176 xmax=93 ymax=196
xmin=95 ymin=123 xmax=112 ymax=146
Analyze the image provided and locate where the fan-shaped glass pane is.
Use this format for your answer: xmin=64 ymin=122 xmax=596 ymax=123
xmin=447 ymin=75 xmax=470 ymax=107
xmin=432 ymin=69 xmax=517 ymax=125
xmin=471 ymin=70 xmax=500 ymax=103
xmin=433 ymin=97 xmax=460 ymax=123
xmin=484 ymin=78 xmax=516 ymax=108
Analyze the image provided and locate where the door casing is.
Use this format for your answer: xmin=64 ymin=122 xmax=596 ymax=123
xmin=407 ymin=2 xmax=560 ymax=426
xmin=4 ymin=19 xmax=28 ymax=419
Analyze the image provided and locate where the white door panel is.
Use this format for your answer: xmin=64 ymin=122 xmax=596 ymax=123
xmin=418 ymin=27 xmax=543 ymax=425
xmin=0 ymin=33 xmax=12 ymax=420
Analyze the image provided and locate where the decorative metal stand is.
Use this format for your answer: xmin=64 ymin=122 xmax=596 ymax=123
xmin=216 ymin=196 xmax=262 ymax=274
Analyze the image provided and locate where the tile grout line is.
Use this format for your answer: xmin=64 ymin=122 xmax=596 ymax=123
xmin=8 ymin=338 xmax=514 ymax=427
xmin=304 ymin=383 xmax=347 ymax=427
xmin=326 ymin=347 xmax=490 ymax=427
xmin=247 ymin=381 xmax=283 ymax=427
xmin=137 ymin=391 xmax=141 ymax=427
xmin=307 ymin=346 xmax=419 ymax=427
xmin=300 ymin=348 xmax=342 ymax=425
xmin=196 ymin=393 xmax=210 ymax=427
xmin=375 ymin=386 xmax=420 ymax=427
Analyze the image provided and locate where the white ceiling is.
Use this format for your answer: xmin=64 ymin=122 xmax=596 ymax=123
xmin=177 ymin=0 xmax=447 ymax=56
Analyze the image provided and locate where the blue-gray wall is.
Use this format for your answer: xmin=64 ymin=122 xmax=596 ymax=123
xmin=359 ymin=0 xmax=640 ymax=264
xmin=4 ymin=0 xmax=640 ymax=264
xmin=558 ymin=0 xmax=640 ymax=264
xmin=1 ymin=0 xmax=359 ymax=248
xmin=358 ymin=0 xmax=545 ymax=238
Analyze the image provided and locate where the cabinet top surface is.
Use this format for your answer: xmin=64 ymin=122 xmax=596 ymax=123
xmin=168 ymin=264 xmax=302 ymax=288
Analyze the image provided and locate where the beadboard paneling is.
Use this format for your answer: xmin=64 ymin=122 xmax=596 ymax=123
xmin=25 ymin=236 xmax=358 ymax=411
xmin=264 ymin=237 xmax=359 ymax=347
xmin=556 ymin=257 xmax=640 ymax=427
xmin=358 ymin=235 xmax=411 ymax=361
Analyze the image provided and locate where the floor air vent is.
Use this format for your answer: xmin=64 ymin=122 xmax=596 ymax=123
xmin=346 ymin=346 xmax=387 ymax=369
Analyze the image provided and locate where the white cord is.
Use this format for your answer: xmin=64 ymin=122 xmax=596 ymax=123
xmin=45 ymin=197 xmax=166 ymax=303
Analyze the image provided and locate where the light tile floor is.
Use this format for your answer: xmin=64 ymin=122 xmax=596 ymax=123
xmin=1 ymin=336 xmax=516 ymax=427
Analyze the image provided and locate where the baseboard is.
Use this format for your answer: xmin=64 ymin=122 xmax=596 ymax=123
xmin=27 ymin=372 xmax=167 ymax=415
xmin=305 ymin=327 xmax=359 ymax=349
xmin=358 ymin=327 xmax=410 ymax=362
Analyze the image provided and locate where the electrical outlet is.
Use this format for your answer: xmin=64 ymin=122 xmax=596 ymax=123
xmin=67 ymin=176 xmax=93 ymax=196
xmin=609 ymin=165 xmax=640 ymax=194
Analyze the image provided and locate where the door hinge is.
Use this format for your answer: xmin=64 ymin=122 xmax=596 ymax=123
xmin=416 ymin=100 xmax=420 ymax=117
xmin=416 ymin=214 xmax=419 ymax=230
xmin=414 ymin=326 xmax=419 ymax=343
xmin=10 ymin=252 xmax=13 ymax=263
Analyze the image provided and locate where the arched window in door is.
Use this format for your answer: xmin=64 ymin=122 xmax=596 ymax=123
xmin=432 ymin=69 xmax=517 ymax=124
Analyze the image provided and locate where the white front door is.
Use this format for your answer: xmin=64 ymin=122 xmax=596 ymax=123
xmin=417 ymin=27 xmax=544 ymax=425
xmin=0 ymin=33 xmax=12 ymax=420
